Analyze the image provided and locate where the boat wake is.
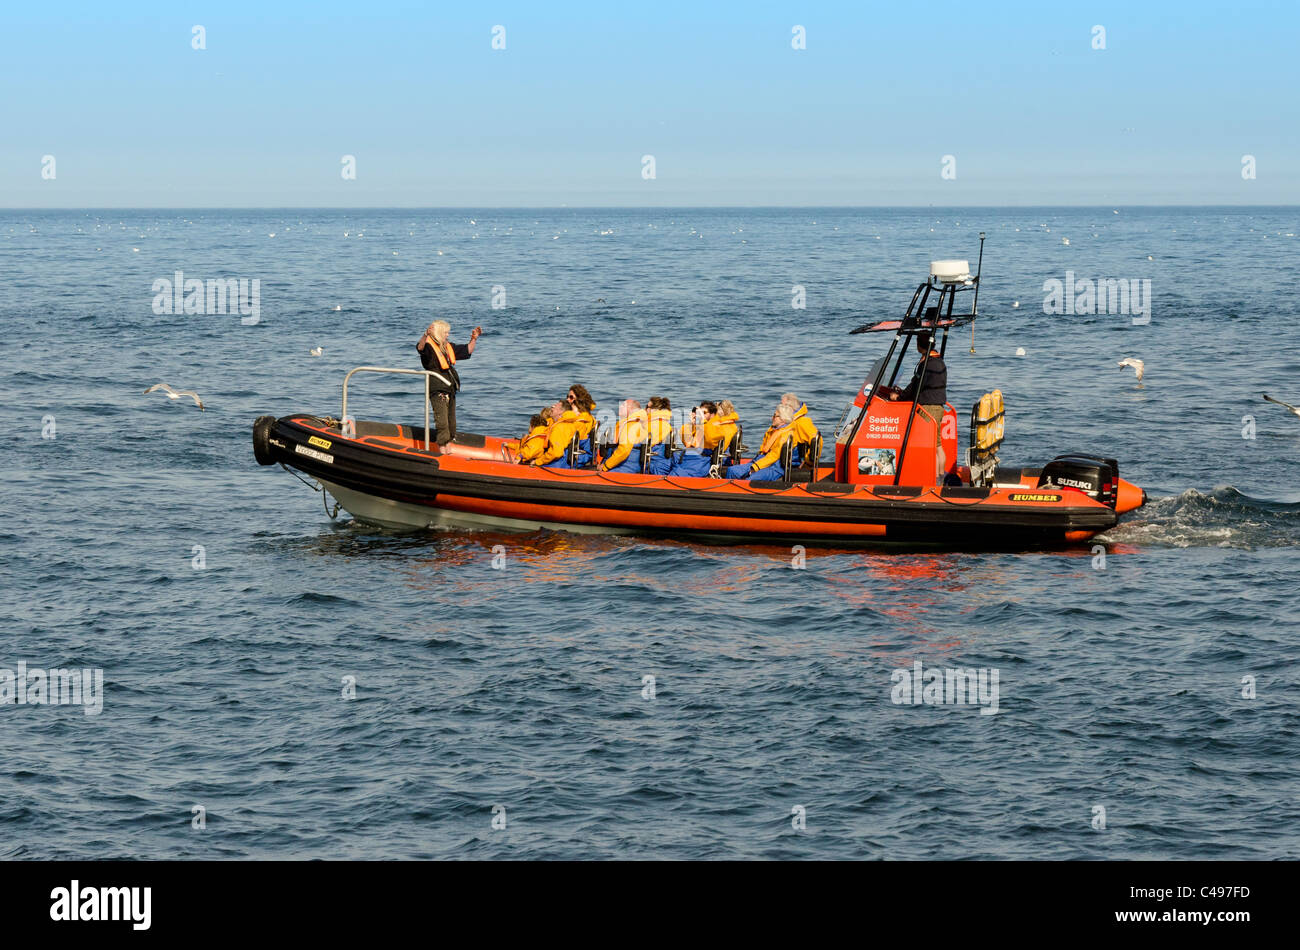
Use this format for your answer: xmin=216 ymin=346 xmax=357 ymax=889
xmin=1100 ymin=486 xmax=1300 ymax=549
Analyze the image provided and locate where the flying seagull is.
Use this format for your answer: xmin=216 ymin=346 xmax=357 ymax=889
xmin=1117 ymin=357 xmax=1145 ymax=383
xmin=1262 ymin=393 xmax=1300 ymax=418
xmin=144 ymin=383 xmax=205 ymax=410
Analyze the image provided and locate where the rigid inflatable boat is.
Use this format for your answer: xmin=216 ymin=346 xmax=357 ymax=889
xmin=253 ymin=237 xmax=1146 ymax=546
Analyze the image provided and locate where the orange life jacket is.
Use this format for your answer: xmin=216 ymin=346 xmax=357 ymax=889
xmin=701 ymin=411 xmax=739 ymax=450
xmin=519 ymin=424 xmax=548 ymax=462
xmin=647 ymin=409 xmax=673 ymax=446
xmin=534 ymin=411 xmax=578 ymax=466
xmin=427 ymin=340 xmax=457 ymax=370
xmin=790 ymin=404 xmax=819 ymax=446
xmin=752 ymin=420 xmax=797 ymax=472
xmin=602 ymin=411 xmax=648 ymax=470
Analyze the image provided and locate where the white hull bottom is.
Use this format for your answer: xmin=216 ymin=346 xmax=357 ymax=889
xmin=319 ymin=479 xmax=629 ymax=535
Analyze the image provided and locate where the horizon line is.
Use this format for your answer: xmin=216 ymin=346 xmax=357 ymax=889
xmin=3 ymin=203 xmax=1297 ymax=211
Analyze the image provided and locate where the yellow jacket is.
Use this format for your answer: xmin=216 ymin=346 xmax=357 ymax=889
xmin=751 ymin=421 xmax=797 ymax=472
xmin=601 ymin=411 xmax=648 ymax=470
xmin=574 ymin=409 xmax=597 ymax=442
xmin=791 ymin=404 xmax=819 ymax=447
xmin=534 ymin=410 xmax=578 ymax=466
xmin=701 ymin=411 xmax=739 ymax=451
xmin=647 ymin=409 xmax=673 ymax=447
xmin=518 ymin=424 xmax=548 ymax=463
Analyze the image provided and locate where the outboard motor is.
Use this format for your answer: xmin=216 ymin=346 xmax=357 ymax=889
xmin=1037 ymin=453 xmax=1118 ymax=509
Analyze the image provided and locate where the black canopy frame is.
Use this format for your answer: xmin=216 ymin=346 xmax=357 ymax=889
xmin=839 ymin=233 xmax=986 ymax=485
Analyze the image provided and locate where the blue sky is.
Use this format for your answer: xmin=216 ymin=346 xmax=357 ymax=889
xmin=1 ymin=0 xmax=1296 ymax=206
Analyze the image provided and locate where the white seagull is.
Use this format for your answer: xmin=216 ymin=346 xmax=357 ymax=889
xmin=144 ymin=383 xmax=205 ymax=410
xmin=309 ymin=347 xmax=323 ymax=356
xmin=1262 ymin=394 xmax=1300 ymax=418
xmin=1117 ymin=357 xmax=1145 ymax=383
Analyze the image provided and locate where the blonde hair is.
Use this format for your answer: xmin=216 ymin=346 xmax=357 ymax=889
xmin=781 ymin=393 xmax=799 ymax=410
xmin=718 ymin=399 xmax=736 ymax=416
xmin=428 ymin=320 xmax=450 ymax=344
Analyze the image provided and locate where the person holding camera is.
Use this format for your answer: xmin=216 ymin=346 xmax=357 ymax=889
xmin=668 ymin=402 xmax=715 ymax=477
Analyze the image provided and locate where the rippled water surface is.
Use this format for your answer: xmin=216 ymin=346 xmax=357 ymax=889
xmin=2 ymin=207 xmax=1298 ymax=858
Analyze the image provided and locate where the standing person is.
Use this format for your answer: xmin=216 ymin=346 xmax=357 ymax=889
xmin=889 ymin=333 xmax=947 ymax=418
xmin=888 ymin=332 xmax=948 ymax=479
xmin=416 ymin=320 xmax=482 ymax=449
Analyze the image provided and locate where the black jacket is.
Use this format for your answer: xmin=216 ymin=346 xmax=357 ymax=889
xmin=417 ymin=340 xmax=471 ymax=394
xmin=901 ymin=352 xmax=947 ymax=405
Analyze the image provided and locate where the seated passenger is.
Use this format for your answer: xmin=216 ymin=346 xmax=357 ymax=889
xmin=701 ymin=399 xmax=739 ymax=465
xmin=726 ymin=405 xmax=796 ymax=482
xmin=668 ymin=402 xmax=713 ymax=476
xmin=645 ymin=396 xmax=674 ymax=475
xmin=600 ymin=399 xmax=649 ymax=473
xmin=565 ymin=383 xmax=598 ymax=467
xmin=676 ymin=405 xmax=707 ymax=449
xmin=533 ymin=401 xmax=580 ymax=468
xmin=752 ymin=407 xmax=783 ymax=467
xmin=780 ymin=392 xmax=820 ymax=467
xmin=517 ymin=410 xmax=551 ymax=464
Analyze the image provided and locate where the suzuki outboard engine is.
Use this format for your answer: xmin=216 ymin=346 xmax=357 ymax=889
xmin=1037 ymin=453 xmax=1118 ymax=509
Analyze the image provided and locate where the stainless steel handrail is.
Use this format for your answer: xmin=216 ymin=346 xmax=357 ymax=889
xmin=341 ymin=366 xmax=440 ymax=450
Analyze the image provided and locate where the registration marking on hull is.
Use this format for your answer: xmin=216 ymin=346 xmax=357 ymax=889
xmin=295 ymin=444 xmax=334 ymax=464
